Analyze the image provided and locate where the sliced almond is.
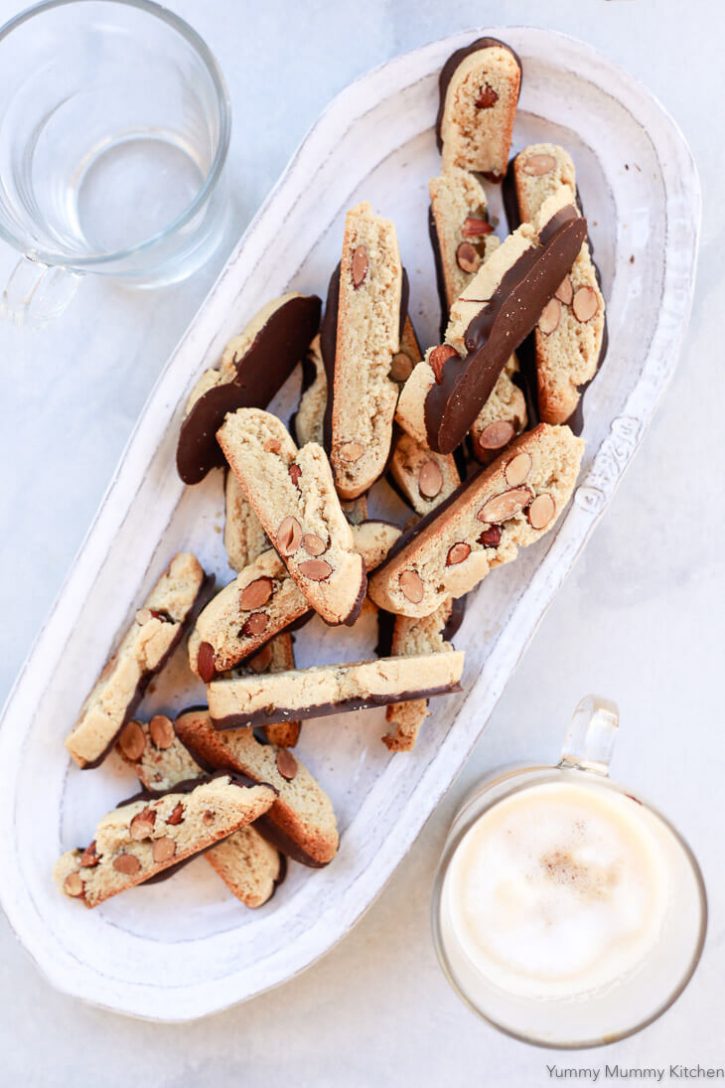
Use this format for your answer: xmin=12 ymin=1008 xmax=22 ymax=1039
xmin=242 ymin=612 xmax=269 ymax=637
xmin=240 ymin=576 xmax=274 ymax=610
xmin=555 ymin=275 xmax=574 ymax=305
xmin=298 ymin=559 xmax=332 ymax=581
xmin=118 ymin=721 xmax=146 ymax=762
xmin=479 ymin=525 xmax=502 ymax=548
xmin=113 ymin=853 xmax=142 ymax=876
xmin=522 ymin=153 xmax=556 ymax=176
xmin=504 ymin=452 xmax=532 ymax=487
xmin=338 ymin=441 xmax=365 ymax=463
xmin=477 ymin=420 xmax=515 ymax=451
xmin=130 ymin=809 xmax=156 ymax=841
xmin=418 ymin=459 xmax=443 ymax=499
xmin=390 ymin=351 xmax=414 ymax=383
xmin=539 ymin=298 xmax=561 ymax=335
xmin=429 ymin=344 xmax=459 ymax=383
xmin=80 ymin=841 xmax=99 ymax=868
xmin=166 ymin=802 xmax=184 ymax=826
xmin=351 ymin=245 xmax=369 ymax=288
xmin=456 ymin=242 xmax=481 ymax=274
xmin=152 ymin=837 xmax=177 ymax=864
xmin=197 ymin=641 xmax=216 ymax=683
xmin=149 ymin=715 xmax=175 ymax=750
xmin=64 ymin=872 xmax=84 ymax=897
xmin=302 ymin=533 xmax=326 ymax=556
xmin=528 ymin=493 xmax=557 ymax=530
xmin=462 ymin=216 xmax=493 ymax=238
xmin=276 ymin=748 xmax=298 ymax=781
xmin=446 ymin=543 xmax=471 ymax=566
xmin=478 ymin=486 xmax=533 ymax=524
xmin=399 ymin=569 xmax=424 ymax=603
xmin=572 ymin=286 xmax=599 ymax=322
xmin=276 ymin=516 xmax=302 ymax=556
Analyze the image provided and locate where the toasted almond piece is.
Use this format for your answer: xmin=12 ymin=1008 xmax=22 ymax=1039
xmin=555 ymin=275 xmax=574 ymax=305
xmin=477 ymin=419 xmax=515 ymax=452
xmin=572 ymin=286 xmax=599 ymax=322
xmin=298 ymin=559 xmax=332 ymax=582
xmin=129 ymin=809 xmax=156 ymax=841
xmin=240 ymin=576 xmax=274 ymax=610
xmin=351 ymin=245 xmax=369 ymax=288
xmin=64 ymin=872 xmax=84 ymax=897
xmin=302 ymin=533 xmax=326 ymax=556
xmin=166 ymin=802 xmax=184 ymax=826
xmin=247 ymin=644 xmax=273 ymax=673
xmin=475 ymin=83 xmax=498 ymax=109
xmin=276 ymin=516 xmax=302 ymax=556
xmin=276 ymin=748 xmax=298 ymax=781
xmin=242 ymin=612 xmax=268 ymax=637
xmin=152 ymin=837 xmax=177 ymax=863
xmin=446 ymin=543 xmax=471 ymax=566
xmin=456 ymin=242 xmax=481 ymax=273
xmin=288 ymin=463 xmax=302 ymax=487
xmin=264 ymin=438 xmax=281 ymax=454
xmin=478 ymin=486 xmax=533 ymax=524
xmin=399 ymin=570 xmax=424 ymax=603
xmin=390 ymin=351 xmax=414 ymax=382
xmin=418 ymin=460 xmax=444 ymax=499
xmin=338 ymin=441 xmax=365 ymax=463
xmin=118 ymin=721 xmax=146 ymax=762
xmin=197 ymin=641 xmax=216 ymax=683
xmin=504 ymin=452 xmax=532 ymax=487
xmin=113 ymin=853 xmax=141 ymax=875
xmin=528 ymin=493 xmax=557 ymax=529
xmin=80 ymin=842 xmax=99 ymax=868
xmin=149 ymin=715 xmax=175 ymax=750
xmin=462 ymin=216 xmax=493 ymax=238
xmin=522 ymin=152 xmax=556 ymax=176
xmin=479 ymin=525 xmax=502 ymax=548
xmin=202 ymin=809 xmax=215 ymax=825
xmin=429 ymin=344 xmax=459 ymax=383
xmin=539 ymin=298 xmax=561 ymax=335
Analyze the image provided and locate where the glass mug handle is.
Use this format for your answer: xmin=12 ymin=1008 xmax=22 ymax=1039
xmin=559 ymin=694 xmax=619 ymax=776
xmin=1 ymin=255 xmax=81 ymax=324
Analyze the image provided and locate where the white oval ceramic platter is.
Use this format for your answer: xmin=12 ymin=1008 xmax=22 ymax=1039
xmin=0 ymin=28 xmax=700 ymax=1021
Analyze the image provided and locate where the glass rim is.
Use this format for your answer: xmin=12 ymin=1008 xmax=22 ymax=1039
xmin=0 ymin=0 xmax=232 ymax=268
xmin=430 ymin=765 xmax=709 ymax=1050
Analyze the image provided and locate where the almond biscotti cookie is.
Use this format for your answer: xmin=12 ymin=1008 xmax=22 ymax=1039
xmin=206 ymin=652 xmax=465 ymax=729
xmin=117 ymin=716 xmax=284 ymax=908
xmin=174 ymin=709 xmax=339 ymax=867
xmin=224 ymin=472 xmax=268 ymax=573
xmin=510 ymin=146 xmax=606 ymax=427
xmin=436 ymin=38 xmax=522 ymax=181
xmin=401 ymin=199 xmax=587 ymax=454
xmin=290 ymin=334 xmax=326 ymax=447
xmin=188 ymin=520 xmax=401 ymax=680
xmin=229 ymin=633 xmax=301 ymax=749
xmin=65 ymin=553 xmax=206 ymax=769
xmin=326 ymin=202 xmax=403 ymax=499
xmin=382 ymin=599 xmax=465 ymax=751
xmin=368 ymin=424 xmax=584 ymax=618
xmin=217 ymin=408 xmax=366 ymax=626
xmin=177 ymin=293 xmax=321 ymax=484
xmin=54 ymin=775 xmax=276 ymax=907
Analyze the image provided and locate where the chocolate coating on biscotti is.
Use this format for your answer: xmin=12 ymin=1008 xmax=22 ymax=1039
xmin=177 ymin=294 xmax=321 ymax=485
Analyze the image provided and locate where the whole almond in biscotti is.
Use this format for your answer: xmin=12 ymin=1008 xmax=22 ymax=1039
xmin=511 ymin=145 xmax=607 ymax=429
xmin=410 ymin=199 xmax=587 ymax=454
xmin=290 ymin=334 xmax=327 ymax=447
xmin=368 ymin=424 xmax=584 ymax=618
xmin=325 ymin=202 xmax=404 ymax=500
xmin=469 ymin=355 xmax=528 ymax=463
xmin=54 ymin=776 xmax=277 ymax=907
xmin=176 ymin=293 xmax=321 ymax=485
xmin=217 ymin=408 xmax=366 ymax=626
xmin=436 ymin=37 xmax=522 ymax=182
xmin=65 ymin=553 xmax=207 ymax=770
xmin=116 ymin=717 xmax=284 ymax=907
xmin=174 ymin=709 xmax=339 ymax=867
xmin=383 ymin=598 xmax=465 ymax=752
xmin=224 ymin=472 xmax=269 ymax=573
xmin=188 ymin=520 xmax=401 ymax=681
xmin=206 ymin=652 xmax=464 ymax=730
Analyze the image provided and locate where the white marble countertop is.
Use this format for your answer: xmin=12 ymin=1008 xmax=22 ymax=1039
xmin=1 ymin=1 xmax=722 ymax=1084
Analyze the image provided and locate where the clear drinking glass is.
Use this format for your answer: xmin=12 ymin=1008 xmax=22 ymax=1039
xmin=432 ymin=697 xmax=707 ymax=1048
xmin=0 ymin=0 xmax=231 ymax=320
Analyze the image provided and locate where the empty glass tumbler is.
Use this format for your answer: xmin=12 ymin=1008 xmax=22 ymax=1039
xmin=0 ymin=0 xmax=231 ymax=318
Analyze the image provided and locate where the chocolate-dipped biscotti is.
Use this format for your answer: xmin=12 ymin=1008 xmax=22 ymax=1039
xmin=369 ymin=424 xmax=584 ymax=618
xmin=436 ymin=37 xmax=522 ymax=181
xmin=65 ymin=553 xmax=206 ymax=769
xmin=177 ymin=293 xmax=321 ymax=485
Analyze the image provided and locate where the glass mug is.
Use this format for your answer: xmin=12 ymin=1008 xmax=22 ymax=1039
xmin=432 ymin=697 xmax=707 ymax=1048
xmin=0 ymin=0 xmax=231 ymax=321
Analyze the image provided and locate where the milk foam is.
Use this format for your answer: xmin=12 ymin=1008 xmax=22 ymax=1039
xmin=444 ymin=781 xmax=671 ymax=999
